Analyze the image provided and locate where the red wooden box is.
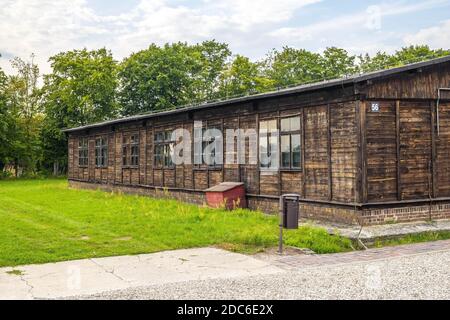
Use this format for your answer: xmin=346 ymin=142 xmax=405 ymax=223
xmin=205 ymin=182 xmax=247 ymax=210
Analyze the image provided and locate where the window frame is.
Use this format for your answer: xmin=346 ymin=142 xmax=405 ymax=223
xmin=154 ymin=129 xmax=175 ymax=169
xmin=279 ymin=115 xmax=302 ymax=171
xmin=193 ymin=123 xmax=223 ymax=170
xmin=95 ymin=136 xmax=108 ymax=168
xmin=258 ymin=119 xmax=278 ymax=170
xmin=122 ymin=132 xmax=140 ymax=168
xmin=78 ymin=137 xmax=89 ymax=167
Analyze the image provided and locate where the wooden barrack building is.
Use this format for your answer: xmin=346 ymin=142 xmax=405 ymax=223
xmin=65 ymin=57 xmax=450 ymax=225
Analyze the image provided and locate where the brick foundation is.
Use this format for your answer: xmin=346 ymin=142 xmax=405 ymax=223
xmin=69 ymin=180 xmax=450 ymax=226
xmin=360 ymin=203 xmax=450 ymax=225
xmin=247 ymin=195 xmax=450 ymax=225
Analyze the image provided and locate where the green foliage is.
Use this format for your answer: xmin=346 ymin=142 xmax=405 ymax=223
xmin=42 ymin=48 xmax=119 ymax=127
xmin=219 ymin=55 xmax=274 ymax=97
xmin=285 ymin=225 xmax=352 ymax=254
xmin=373 ymin=231 xmax=450 ymax=248
xmin=119 ymin=40 xmax=232 ymax=115
xmin=0 ymin=55 xmax=42 ymax=175
xmin=40 ymin=48 xmax=119 ymax=173
xmin=358 ymin=45 xmax=450 ymax=72
xmin=321 ymin=47 xmax=357 ymax=79
xmin=0 ymin=179 xmax=352 ymax=266
xmin=263 ymin=47 xmax=323 ymax=88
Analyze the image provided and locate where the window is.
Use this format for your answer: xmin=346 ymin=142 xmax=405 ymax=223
xmin=95 ymin=137 xmax=108 ymax=168
xmin=130 ymin=134 xmax=139 ymax=166
xmin=154 ymin=130 xmax=174 ymax=168
xmin=280 ymin=116 xmax=301 ymax=169
xmin=259 ymin=120 xmax=277 ymax=169
xmin=78 ymin=137 xmax=89 ymax=167
xmin=194 ymin=124 xmax=221 ymax=167
xmin=122 ymin=134 xmax=139 ymax=167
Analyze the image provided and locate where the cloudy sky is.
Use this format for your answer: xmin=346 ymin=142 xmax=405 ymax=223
xmin=1 ymin=0 xmax=450 ymax=75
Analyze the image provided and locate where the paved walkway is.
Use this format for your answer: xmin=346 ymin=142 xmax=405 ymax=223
xmin=0 ymin=248 xmax=282 ymax=300
xmin=270 ymin=239 xmax=450 ymax=269
xmin=1 ymin=240 xmax=449 ymax=300
xmin=77 ymin=241 xmax=450 ymax=300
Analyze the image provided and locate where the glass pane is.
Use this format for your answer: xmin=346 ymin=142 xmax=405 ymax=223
xmin=259 ymin=136 xmax=268 ymax=152
xmin=259 ymin=121 xmax=267 ymax=132
xmin=292 ymin=134 xmax=301 ymax=168
xmin=281 ymin=118 xmax=290 ymax=132
xmin=267 ymin=120 xmax=277 ymax=131
xmin=290 ymin=117 xmax=300 ymax=131
xmin=281 ymin=135 xmax=290 ymax=168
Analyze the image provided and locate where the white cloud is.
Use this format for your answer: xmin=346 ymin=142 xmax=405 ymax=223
xmin=403 ymin=19 xmax=450 ymax=49
xmin=0 ymin=0 xmax=448 ymax=77
xmin=0 ymin=0 xmax=321 ymax=75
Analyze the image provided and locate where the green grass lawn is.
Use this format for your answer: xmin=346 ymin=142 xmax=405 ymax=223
xmin=0 ymin=179 xmax=352 ymax=267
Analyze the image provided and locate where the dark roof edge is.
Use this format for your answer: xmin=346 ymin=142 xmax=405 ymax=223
xmin=63 ymin=55 xmax=450 ymax=133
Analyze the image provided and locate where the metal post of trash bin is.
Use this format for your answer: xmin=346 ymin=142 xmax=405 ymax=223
xmin=278 ymin=194 xmax=301 ymax=255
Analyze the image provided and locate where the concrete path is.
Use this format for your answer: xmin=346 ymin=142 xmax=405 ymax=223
xmin=267 ymin=239 xmax=450 ymax=269
xmin=1 ymin=240 xmax=449 ymax=300
xmin=75 ymin=240 xmax=450 ymax=300
xmin=0 ymin=248 xmax=283 ymax=300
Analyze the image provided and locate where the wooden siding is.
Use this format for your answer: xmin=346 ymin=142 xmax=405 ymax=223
xmin=304 ymin=105 xmax=329 ymax=200
xmin=365 ymin=63 xmax=450 ymax=100
xmin=67 ymin=100 xmax=358 ymax=205
xmin=330 ymin=102 xmax=358 ymax=202
xmin=436 ymin=102 xmax=450 ymax=197
xmin=365 ymin=101 xmax=398 ymax=201
xmin=399 ymin=102 xmax=432 ymax=200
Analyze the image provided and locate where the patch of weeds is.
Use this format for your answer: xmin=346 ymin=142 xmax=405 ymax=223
xmin=373 ymin=231 xmax=450 ymax=248
xmin=6 ymin=269 xmax=24 ymax=276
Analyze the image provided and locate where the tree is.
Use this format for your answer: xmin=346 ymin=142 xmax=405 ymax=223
xmin=0 ymin=61 xmax=13 ymax=172
xmin=358 ymin=45 xmax=450 ymax=73
xmin=218 ymin=55 xmax=273 ymax=98
xmin=358 ymin=52 xmax=395 ymax=73
xmin=394 ymin=45 xmax=450 ymax=65
xmin=192 ymin=40 xmax=232 ymax=101
xmin=4 ymin=55 xmax=42 ymax=176
xmin=320 ymin=47 xmax=357 ymax=79
xmin=262 ymin=47 xmax=323 ymax=88
xmin=41 ymin=48 xmax=118 ymax=174
xmin=118 ymin=41 xmax=231 ymax=116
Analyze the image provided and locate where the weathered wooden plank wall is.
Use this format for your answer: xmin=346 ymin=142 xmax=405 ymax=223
xmin=67 ymin=99 xmax=359 ymax=206
xmin=436 ymin=103 xmax=450 ymax=197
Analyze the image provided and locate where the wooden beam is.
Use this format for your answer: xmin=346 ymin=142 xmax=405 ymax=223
xmin=238 ymin=115 xmax=242 ymax=183
xmin=327 ymin=104 xmax=333 ymax=201
xmin=222 ymin=117 xmax=225 ymax=183
xmin=302 ymin=108 xmax=306 ymax=199
xmin=396 ymin=100 xmax=402 ymax=201
xmin=431 ymin=100 xmax=437 ymax=198
xmin=277 ymin=109 xmax=282 ymax=196
xmin=358 ymin=101 xmax=368 ymax=203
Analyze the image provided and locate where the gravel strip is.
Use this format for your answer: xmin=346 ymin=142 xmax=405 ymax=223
xmin=68 ymin=250 xmax=450 ymax=300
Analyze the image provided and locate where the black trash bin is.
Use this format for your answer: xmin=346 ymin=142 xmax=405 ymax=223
xmin=278 ymin=194 xmax=300 ymax=254
xmin=282 ymin=196 xmax=299 ymax=229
